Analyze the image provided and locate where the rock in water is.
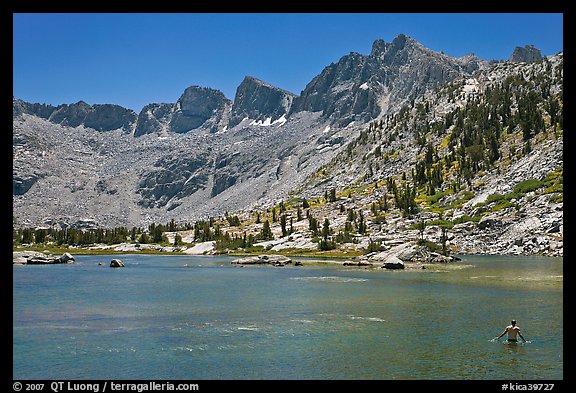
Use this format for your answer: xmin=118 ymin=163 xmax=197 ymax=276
xmin=57 ymin=252 xmax=75 ymax=263
xmin=13 ymin=251 xmax=76 ymax=264
xmin=382 ymin=255 xmax=405 ymax=270
xmin=110 ymin=259 xmax=125 ymax=268
xmin=231 ymin=254 xmax=292 ymax=266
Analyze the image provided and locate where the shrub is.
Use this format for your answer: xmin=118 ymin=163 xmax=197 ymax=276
xmin=485 ymin=193 xmax=505 ymax=204
xmin=491 ymin=199 xmax=517 ymax=212
xmin=451 ymin=215 xmax=481 ymax=225
xmin=513 ymin=179 xmax=544 ymax=194
xmin=417 ymin=239 xmax=442 ymax=253
xmin=428 ymin=219 xmax=453 ymax=229
xmin=426 ymin=191 xmax=447 ymax=205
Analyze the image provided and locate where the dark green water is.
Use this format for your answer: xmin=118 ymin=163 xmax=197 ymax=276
xmin=13 ymin=254 xmax=562 ymax=380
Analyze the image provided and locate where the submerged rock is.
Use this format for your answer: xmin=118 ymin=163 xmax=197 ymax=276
xmin=343 ymin=261 xmax=373 ymax=266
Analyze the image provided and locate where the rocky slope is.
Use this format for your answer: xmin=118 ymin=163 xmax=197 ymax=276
xmin=283 ymin=52 xmax=563 ymax=256
xmin=13 ymin=35 xmax=563 ymax=257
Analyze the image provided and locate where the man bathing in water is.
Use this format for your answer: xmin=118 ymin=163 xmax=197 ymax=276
xmin=495 ymin=319 xmax=527 ymax=343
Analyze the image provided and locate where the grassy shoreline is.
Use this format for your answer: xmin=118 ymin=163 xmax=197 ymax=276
xmin=12 ymin=244 xmax=364 ymax=259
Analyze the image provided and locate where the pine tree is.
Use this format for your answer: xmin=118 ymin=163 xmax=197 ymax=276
xmin=318 ymin=218 xmax=336 ymax=251
xmin=280 ymin=214 xmax=288 ymax=237
xmin=153 ymin=225 xmax=164 ymax=243
xmin=440 ymin=227 xmax=449 ymax=256
xmin=357 ymin=210 xmax=367 ymax=235
xmin=308 ymin=215 xmax=319 ymax=237
xmin=21 ymin=228 xmax=34 ymax=244
xmin=322 ymin=218 xmax=331 ymax=241
xmin=329 ymin=188 xmax=337 ymax=202
xmin=34 ymin=228 xmax=47 ymax=244
xmin=260 ymin=220 xmax=273 ymax=240
xmin=415 ymin=220 xmax=426 ymax=241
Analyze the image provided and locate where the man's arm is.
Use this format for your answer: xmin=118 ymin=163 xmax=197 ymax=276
xmin=495 ymin=327 xmax=509 ymax=340
xmin=517 ymin=329 xmax=527 ymax=343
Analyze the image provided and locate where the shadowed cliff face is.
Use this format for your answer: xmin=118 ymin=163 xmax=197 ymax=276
xmin=169 ymin=86 xmax=231 ymax=133
xmin=137 ymin=153 xmax=212 ymax=209
xmin=134 ymin=87 xmax=232 ymax=137
xmin=228 ymin=76 xmax=295 ymax=128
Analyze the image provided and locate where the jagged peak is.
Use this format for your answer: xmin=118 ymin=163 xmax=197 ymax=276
xmin=238 ymin=76 xmax=296 ymax=97
xmin=180 ymin=85 xmax=228 ymax=97
xmin=509 ymin=44 xmax=543 ymax=63
xmin=369 ymin=34 xmax=428 ymax=58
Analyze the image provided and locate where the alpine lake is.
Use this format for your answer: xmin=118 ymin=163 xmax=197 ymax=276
xmin=13 ymin=254 xmax=562 ymax=380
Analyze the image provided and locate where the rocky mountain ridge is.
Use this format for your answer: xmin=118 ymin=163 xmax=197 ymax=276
xmin=290 ymin=34 xmax=489 ymax=126
xmin=13 ymin=35 xmax=562 ymax=257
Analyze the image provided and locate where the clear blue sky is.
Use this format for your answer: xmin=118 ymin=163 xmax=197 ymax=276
xmin=13 ymin=13 xmax=563 ymax=113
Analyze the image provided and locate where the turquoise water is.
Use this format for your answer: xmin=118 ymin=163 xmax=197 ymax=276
xmin=13 ymin=254 xmax=562 ymax=380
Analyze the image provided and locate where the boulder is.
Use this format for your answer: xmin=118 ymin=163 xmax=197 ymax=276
xmin=14 ymin=251 xmax=75 ymax=265
xmin=13 ymin=251 xmax=45 ymax=264
xmin=110 ymin=259 xmax=125 ymax=268
xmin=231 ymin=254 xmax=292 ymax=266
xmin=13 ymin=256 xmax=28 ymax=265
xmin=26 ymin=256 xmax=55 ymax=264
xmin=429 ymin=252 xmax=453 ymax=263
xmin=56 ymin=252 xmax=75 ymax=264
xmin=381 ymin=255 xmax=405 ymax=270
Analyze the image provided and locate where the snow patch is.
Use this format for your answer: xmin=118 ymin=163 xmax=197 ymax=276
xmin=271 ymin=114 xmax=287 ymax=126
xmin=249 ymin=117 xmax=272 ymax=126
xmin=249 ymin=115 xmax=287 ymax=127
xmin=322 ymin=125 xmax=331 ymax=133
xmin=359 ymin=82 xmax=369 ymax=90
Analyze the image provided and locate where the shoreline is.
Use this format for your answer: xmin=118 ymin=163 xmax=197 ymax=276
xmin=12 ymin=244 xmax=365 ymax=259
xmin=12 ymin=244 xmax=563 ymax=260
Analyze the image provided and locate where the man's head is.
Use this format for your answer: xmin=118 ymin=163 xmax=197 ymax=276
xmin=511 ymin=319 xmax=517 ymax=326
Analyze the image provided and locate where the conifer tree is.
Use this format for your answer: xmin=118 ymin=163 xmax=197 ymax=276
xmin=260 ymin=220 xmax=273 ymax=240
xmin=280 ymin=214 xmax=288 ymax=237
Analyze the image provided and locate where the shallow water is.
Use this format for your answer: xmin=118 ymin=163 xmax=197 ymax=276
xmin=13 ymin=254 xmax=562 ymax=380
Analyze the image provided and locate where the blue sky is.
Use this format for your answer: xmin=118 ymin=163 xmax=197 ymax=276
xmin=13 ymin=13 xmax=563 ymax=113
